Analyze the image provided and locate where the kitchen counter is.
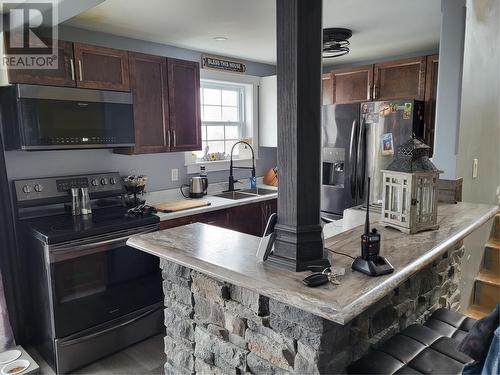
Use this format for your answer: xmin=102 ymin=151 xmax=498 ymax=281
xmin=127 ymin=202 xmax=497 ymax=373
xmin=128 ymin=202 xmax=497 ymax=324
xmin=144 ymin=183 xmax=277 ymax=222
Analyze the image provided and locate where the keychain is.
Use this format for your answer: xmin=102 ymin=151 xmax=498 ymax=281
xmin=302 ymin=266 xmax=344 ymax=287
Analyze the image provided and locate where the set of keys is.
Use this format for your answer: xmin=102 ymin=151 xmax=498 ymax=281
xmin=302 ymin=266 xmax=344 ymax=287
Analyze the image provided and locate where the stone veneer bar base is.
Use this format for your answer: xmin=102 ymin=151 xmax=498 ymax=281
xmin=160 ymin=242 xmax=464 ymax=375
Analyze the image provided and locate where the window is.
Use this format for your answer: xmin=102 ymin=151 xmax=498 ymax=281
xmin=186 ymin=70 xmax=259 ymax=173
xmin=197 ymin=82 xmax=246 ymax=158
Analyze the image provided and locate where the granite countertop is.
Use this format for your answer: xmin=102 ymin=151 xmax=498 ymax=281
xmin=127 ymin=202 xmax=498 ymax=325
xmin=144 ymin=182 xmax=277 ymax=222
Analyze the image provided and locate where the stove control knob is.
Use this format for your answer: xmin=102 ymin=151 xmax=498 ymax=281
xmin=22 ymin=185 xmax=31 ymax=194
xmin=34 ymin=184 xmax=43 ymax=193
xmin=91 ymin=179 xmax=99 ymax=186
xmin=100 ymin=178 xmax=108 ymax=186
xmin=109 ymin=177 xmax=117 ymax=185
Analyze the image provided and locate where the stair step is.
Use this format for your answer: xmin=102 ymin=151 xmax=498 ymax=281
xmin=491 ymin=214 xmax=500 ymax=240
xmin=466 ymin=305 xmax=494 ymax=320
xmin=483 ymin=246 xmax=500 ymax=275
xmin=473 ymin=281 xmax=500 ymax=310
xmin=476 ymin=271 xmax=500 ymax=287
xmin=485 ymin=238 xmax=500 ymax=250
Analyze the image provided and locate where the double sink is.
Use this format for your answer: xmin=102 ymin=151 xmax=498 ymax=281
xmin=213 ymin=188 xmax=277 ymax=200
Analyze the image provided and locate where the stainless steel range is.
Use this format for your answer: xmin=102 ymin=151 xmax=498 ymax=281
xmin=13 ymin=172 xmax=163 ymax=374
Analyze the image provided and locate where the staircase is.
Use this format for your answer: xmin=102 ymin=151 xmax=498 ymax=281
xmin=466 ymin=213 xmax=500 ymax=319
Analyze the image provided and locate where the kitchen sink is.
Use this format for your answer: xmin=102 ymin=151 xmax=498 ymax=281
xmin=213 ymin=191 xmax=257 ymax=200
xmin=239 ymin=188 xmax=277 ymax=196
xmin=213 ymin=188 xmax=277 ymax=200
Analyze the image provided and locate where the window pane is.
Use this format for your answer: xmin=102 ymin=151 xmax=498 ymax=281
xmin=207 ymin=140 xmax=225 ymax=154
xmin=222 ymin=90 xmax=238 ymax=106
xmin=222 ymin=106 xmax=238 ymax=122
xmin=225 ymin=140 xmax=240 ymax=156
xmin=207 ymin=125 xmax=225 ymax=140
xmin=225 ymin=125 xmax=240 ymax=139
xmin=203 ymin=88 xmax=221 ymax=105
xmin=201 ymin=125 xmax=207 ymax=141
xmin=203 ymin=105 xmax=222 ymax=121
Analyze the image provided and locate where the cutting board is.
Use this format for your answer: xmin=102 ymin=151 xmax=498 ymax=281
xmin=153 ymin=199 xmax=211 ymax=213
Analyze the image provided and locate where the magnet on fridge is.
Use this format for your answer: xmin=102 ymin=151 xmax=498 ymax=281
xmin=381 ymin=133 xmax=394 ymax=156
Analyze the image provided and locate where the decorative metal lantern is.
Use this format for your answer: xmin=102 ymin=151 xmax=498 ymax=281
xmin=381 ymin=137 xmax=441 ymax=234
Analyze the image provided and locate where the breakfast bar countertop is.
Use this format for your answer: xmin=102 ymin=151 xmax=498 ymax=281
xmin=127 ymin=202 xmax=498 ymax=325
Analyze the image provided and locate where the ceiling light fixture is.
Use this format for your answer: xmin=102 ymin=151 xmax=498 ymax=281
xmin=213 ymin=36 xmax=228 ymax=41
xmin=323 ymin=28 xmax=352 ymax=58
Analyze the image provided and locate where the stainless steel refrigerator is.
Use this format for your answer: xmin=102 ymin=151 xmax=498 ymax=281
xmin=321 ymin=100 xmax=424 ymax=219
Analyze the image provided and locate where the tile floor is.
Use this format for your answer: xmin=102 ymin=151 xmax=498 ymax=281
xmin=27 ymin=334 xmax=165 ymax=375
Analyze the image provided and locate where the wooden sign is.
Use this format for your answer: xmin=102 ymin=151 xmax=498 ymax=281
xmin=201 ymin=54 xmax=246 ymax=74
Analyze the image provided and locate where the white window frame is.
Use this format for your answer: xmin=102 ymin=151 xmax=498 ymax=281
xmin=185 ymin=69 xmax=260 ymax=174
xmin=199 ymin=81 xmax=245 ymax=157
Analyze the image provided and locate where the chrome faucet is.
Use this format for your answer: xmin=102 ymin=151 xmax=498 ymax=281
xmin=226 ymin=141 xmax=256 ymax=192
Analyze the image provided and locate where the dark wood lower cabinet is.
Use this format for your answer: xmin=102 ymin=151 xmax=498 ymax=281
xmin=159 ymin=199 xmax=277 ymax=237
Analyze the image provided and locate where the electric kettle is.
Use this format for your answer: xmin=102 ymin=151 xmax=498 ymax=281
xmin=181 ymin=177 xmax=208 ymax=199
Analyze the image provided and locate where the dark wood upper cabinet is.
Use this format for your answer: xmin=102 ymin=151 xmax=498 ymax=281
xmin=373 ymin=56 xmax=427 ymax=100
xmin=330 ymin=65 xmax=374 ymax=104
xmin=424 ymin=54 xmax=439 ymax=156
xmin=116 ymin=52 xmax=169 ymax=155
xmin=322 ymin=73 xmax=334 ymax=105
xmin=167 ymin=58 xmax=202 ymax=152
xmin=5 ymin=37 xmax=76 ymax=87
xmin=73 ymin=43 xmax=130 ymax=91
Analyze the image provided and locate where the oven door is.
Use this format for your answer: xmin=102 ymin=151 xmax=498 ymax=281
xmin=48 ymin=225 xmax=162 ymax=338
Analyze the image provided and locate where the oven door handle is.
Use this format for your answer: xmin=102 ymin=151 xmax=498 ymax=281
xmin=49 ymin=227 xmax=157 ymax=263
xmin=57 ymin=304 xmax=162 ymax=347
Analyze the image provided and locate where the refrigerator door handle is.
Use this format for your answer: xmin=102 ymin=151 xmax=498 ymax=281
xmin=357 ymin=120 xmax=366 ymax=199
xmin=349 ymin=119 xmax=358 ymax=199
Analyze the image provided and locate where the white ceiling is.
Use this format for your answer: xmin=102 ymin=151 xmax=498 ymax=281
xmin=64 ymin=0 xmax=441 ymax=66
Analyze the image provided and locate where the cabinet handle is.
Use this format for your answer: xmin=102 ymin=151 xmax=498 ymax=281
xmin=70 ymin=59 xmax=75 ymax=81
xmin=167 ymin=129 xmax=171 ymax=148
xmin=373 ymin=84 xmax=377 ymax=99
xmin=173 ymin=130 xmax=177 ymax=147
xmin=367 ymin=84 xmax=371 ymax=100
xmin=78 ymin=60 xmax=83 ymax=81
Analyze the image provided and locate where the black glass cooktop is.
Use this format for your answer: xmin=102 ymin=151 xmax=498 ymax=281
xmin=22 ymin=206 xmax=159 ymax=244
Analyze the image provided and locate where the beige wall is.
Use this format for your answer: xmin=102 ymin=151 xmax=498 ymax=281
xmin=457 ymin=0 xmax=499 ymax=310
xmin=457 ymin=0 xmax=500 ymax=206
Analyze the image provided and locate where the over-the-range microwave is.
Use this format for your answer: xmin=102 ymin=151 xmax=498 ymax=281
xmin=0 ymin=84 xmax=135 ymax=150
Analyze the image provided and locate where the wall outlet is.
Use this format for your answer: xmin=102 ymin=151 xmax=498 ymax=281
xmin=472 ymin=159 xmax=478 ymax=179
xmin=171 ymin=168 xmax=179 ymax=182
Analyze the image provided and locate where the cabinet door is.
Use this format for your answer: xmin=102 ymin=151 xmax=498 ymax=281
xmin=159 ymin=215 xmax=195 ymax=230
xmin=330 ymin=65 xmax=373 ymax=104
xmin=73 ymin=43 xmax=130 ymax=91
xmin=167 ymin=58 xmax=202 ymax=152
xmin=424 ymin=54 xmax=439 ymax=156
xmin=322 ymin=73 xmax=334 ymax=105
xmin=117 ymin=53 xmax=169 ymax=154
xmin=198 ymin=210 xmax=230 ymax=228
xmin=260 ymin=199 xmax=278 ymax=234
xmin=373 ymin=57 xmax=426 ymax=100
xmin=5 ymin=37 xmax=76 ymax=87
xmin=227 ymin=203 xmax=263 ymax=237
